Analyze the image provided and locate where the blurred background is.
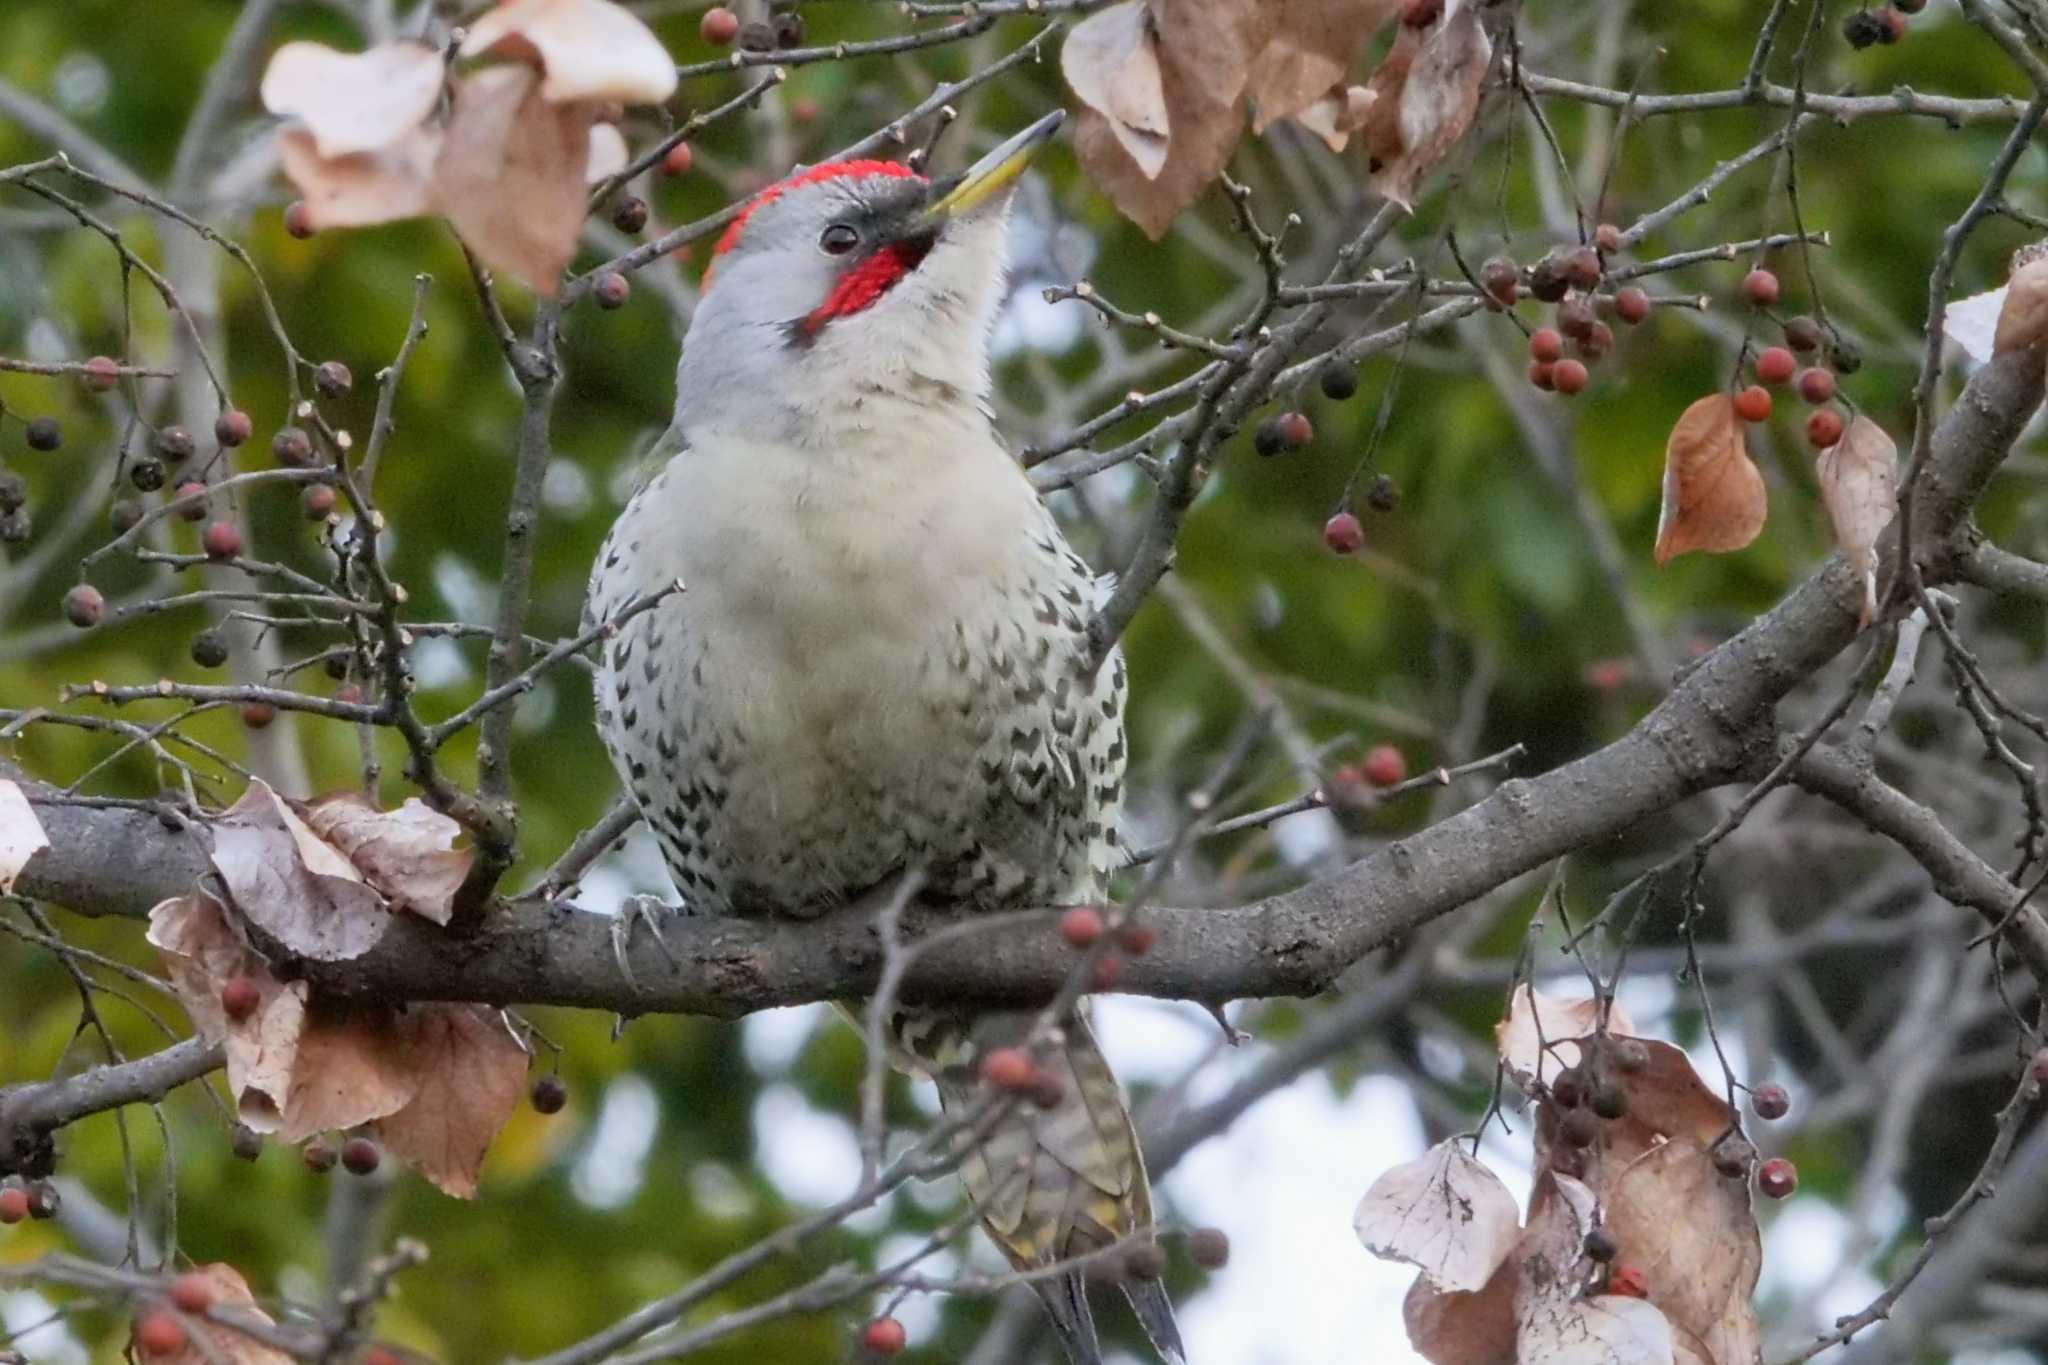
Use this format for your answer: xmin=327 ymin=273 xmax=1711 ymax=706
xmin=5 ymin=0 xmax=2048 ymax=1361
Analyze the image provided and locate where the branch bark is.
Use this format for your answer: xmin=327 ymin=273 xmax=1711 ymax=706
xmin=9 ymin=355 xmax=2045 ymax=1016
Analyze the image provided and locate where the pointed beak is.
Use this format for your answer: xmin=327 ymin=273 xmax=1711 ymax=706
xmin=917 ymin=110 xmax=1064 ymax=227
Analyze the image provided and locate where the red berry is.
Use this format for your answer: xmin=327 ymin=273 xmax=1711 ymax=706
xmin=1400 ymin=0 xmax=1442 ymax=26
xmin=284 ymin=200 xmax=315 ymax=239
xmin=1116 ymin=922 xmax=1155 ymax=956
xmin=0 ymin=1187 xmax=27 ymax=1223
xmin=1060 ymin=906 xmax=1104 ymax=949
xmin=1759 ymin=1156 xmax=1798 ymax=1199
xmin=1551 ymin=358 xmax=1589 ymax=395
xmin=1480 ymin=257 xmax=1518 ymax=307
xmin=981 ymin=1047 xmax=1035 ymax=1093
xmin=2031 ymin=1047 xmax=2048 ymax=1085
xmin=662 ymin=141 xmax=695 ymax=177
xmin=1613 ymin=287 xmax=1651 ymax=325
xmin=341 ymin=1136 xmax=381 ymax=1175
xmin=1528 ymin=327 xmax=1563 ymax=364
xmin=1323 ymin=511 xmax=1363 ymax=556
xmin=791 ymin=97 xmax=821 ymax=124
xmin=1584 ymin=659 xmax=1628 ymax=693
xmin=1733 ymin=386 xmax=1773 ymax=423
xmin=1576 ymin=322 xmax=1614 ymax=361
xmin=174 ymin=482 xmax=209 ymax=521
xmin=362 ymin=1348 xmax=404 ymax=1365
xmin=221 ymin=975 xmax=261 ymax=1023
xmin=1877 ymin=5 xmax=1906 ymax=40
xmin=1806 ymin=408 xmax=1844 ymax=449
xmin=1782 ymin=316 xmax=1822 ymax=352
xmin=335 ymin=684 xmax=365 ymax=706
xmin=82 ymin=355 xmax=120 ymax=392
xmin=135 ymin=1310 xmax=187 ymax=1356
xmin=700 ymin=6 xmax=740 ymax=45
xmin=531 ymin=1075 xmax=568 ymax=1114
xmin=1594 ymin=223 xmax=1623 ymax=255
xmin=1556 ymin=296 xmax=1595 ymax=342
xmin=156 ymin=425 xmax=196 ymax=463
xmin=1755 ymin=346 xmax=1796 ymax=385
xmin=272 ymin=426 xmax=313 ymax=467
xmin=1187 ymin=1226 xmax=1231 ymax=1269
xmin=303 ymin=484 xmax=338 ymax=520
xmin=315 ymin=361 xmax=353 ymax=397
xmin=241 ymin=701 xmax=277 ymax=730
xmin=595 ymin=273 xmax=631 ymax=310
xmin=63 ymin=583 xmax=104 ymax=628
xmin=1274 ymin=411 xmax=1313 ymax=449
xmin=1528 ymin=361 xmax=1556 ymax=391
xmin=861 ymin=1316 xmax=907 ymax=1356
xmin=1751 ymin=1083 xmax=1790 ymax=1121
xmin=1362 ymin=744 xmax=1407 ymax=786
xmin=1093 ymin=952 xmax=1123 ymax=990
xmin=169 ymin=1272 xmax=215 ymax=1314
xmin=1742 ymin=268 xmax=1780 ymax=307
xmin=1608 ymin=1264 xmax=1649 ymax=1299
xmin=1796 ymin=367 xmax=1836 ymax=404
xmin=215 ymin=409 xmax=253 ymax=447
xmin=202 ymin=520 xmax=243 ymax=561
xmin=1560 ymin=247 xmax=1602 ymax=290
xmin=1030 ymin=1070 xmax=1066 ymax=1109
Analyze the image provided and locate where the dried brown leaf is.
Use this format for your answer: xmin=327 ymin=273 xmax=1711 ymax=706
xmin=459 ymin=0 xmax=678 ymax=106
xmin=372 ymin=1005 xmax=530 ymax=1198
xmin=299 ymin=792 xmax=472 ymax=925
xmin=1292 ymin=83 xmax=1375 ymax=152
xmin=1247 ymin=0 xmax=1400 ymax=133
xmin=435 ymin=65 xmax=596 ymax=295
xmin=1070 ymin=0 xmax=1265 ymax=239
xmin=1063 ymin=3 xmax=1172 ymax=179
xmin=150 ymin=1263 xmax=294 ymax=1365
xmin=1359 ymin=0 xmax=1491 ymax=209
xmin=0 ymin=779 xmax=49 ymax=895
xmin=1495 ymin=984 xmax=1638 ymax=1090
xmin=1355 ymin=1137 xmax=1522 ymax=1292
xmin=1518 ymin=1294 xmax=1677 ymax=1365
xmin=1654 ymin=393 xmax=1768 ymax=565
xmin=211 ymin=779 xmax=390 ymax=961
xmin=1994 ymin=256 xmax=2048 ymax=355
xmin=260 ymin=41 xmax=444 ymax=159
xmin=1605 ymin=1138 xmax=1763 ymax=1365
xmin=146 ymin=890 xmax=308 ymax=1131
xmin=1402 ymin=1264 xmax=1516 ymax=1365
xmin=1814 ymin=414 xmax=1898 ymax=626
xmin=276 ymin=126 xmax=441 ymax=233
xmin=278 ymin=1002 xmax=421 ymax=1142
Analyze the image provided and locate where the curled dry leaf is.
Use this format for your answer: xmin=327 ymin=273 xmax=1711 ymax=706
xmin=437 ymin=65 xmax=598 ymax=295
xmin=460 ymin=0 xmax=679 ymax=106
xmin=1518 ymin=1294 xmax=1676 ymax=1365
xmin=1357 ymin=0 xmax=1492 ymax=209
xmin=277 ymin=126 xmax=442 ymax=232
xmin=1403 ymin=1264 xmax=1515 ymax=1365
xmin=211 ymin=779 xmax=390 ymax=962
xmin=1063 ymin=3 xmax=1172 ymax=179
xmin=299 ymin=792 xmax=472 ymax=925
xmin=1070 ymin=0 xmax=1264 ymax=239
xmin=1814 ymin=414 xmax=1897 ymax=627
xmin=1604 ymin=1139 xmax=1763 ymax=1365
xmin=147 ymin=890 xmax=308 ymax=1130
xmin=371 ymin=1005 xmax=531 ymax=1197
xmin=148 ymin=1263 xmax=294 ymax=1365
xmin=1993 ymin=256 xmax=2048 ymax=356
xmin=1293 ymin=84 xmax=1375 ymax=153
xmin=278 ymin=1002 xmax=421 ymax=1142
xmin=1654 ymin=393 xmax=1768 ymax=566
xmin=1495 ymin=984 xmax=1638 ymax=1089
xmin=1354 ymin=1137 xmax=1522 ymax=1293
xmin=260 ymin=41 xmax=444 ymax=159
xmin=0 ymin=778 xmax=49 ymax=895
xmin=1246 ymin=0 xmax=1401 ymax=133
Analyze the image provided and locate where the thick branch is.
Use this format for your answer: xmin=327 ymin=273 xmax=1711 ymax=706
xmin=9 ymin=355 xmax=2044 ymax=1015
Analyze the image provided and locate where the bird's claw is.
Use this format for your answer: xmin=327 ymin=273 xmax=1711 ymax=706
xmin=610 ymin=893 xmax=686 ymax=988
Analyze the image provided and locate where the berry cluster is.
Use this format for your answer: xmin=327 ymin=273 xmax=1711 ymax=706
xmin=1730 ymin=270 xmax=1854 ymax=449
xmin=699 ymin=1 xmax=805 ymax=52
xmin=1843 ymin=0 xmax=1922 ymax=48
xmin=1494 ymin=229 xmax=1642 ymax=400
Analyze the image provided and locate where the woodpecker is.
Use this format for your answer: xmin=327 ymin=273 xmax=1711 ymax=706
xmin=585 ymin=113 xmax=1182 ymax=1365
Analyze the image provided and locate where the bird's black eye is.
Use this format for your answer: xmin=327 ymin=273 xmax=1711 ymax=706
xmin=819 ymin=223 xmax=860 ymax=255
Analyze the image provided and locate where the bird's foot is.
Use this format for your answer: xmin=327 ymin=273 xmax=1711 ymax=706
xmin=610 ymin=893 xmax=687 ymax=987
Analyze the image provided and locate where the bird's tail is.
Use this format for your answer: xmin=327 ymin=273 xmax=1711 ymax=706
xmin=890 ymin=1004 xmax=1184 ymax=1365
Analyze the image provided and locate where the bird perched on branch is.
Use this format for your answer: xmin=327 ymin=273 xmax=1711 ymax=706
xmin=585 ymin=112 xmax=1181 ymax=1365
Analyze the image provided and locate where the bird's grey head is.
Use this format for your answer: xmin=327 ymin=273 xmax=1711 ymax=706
xmin=671 ymin=112 xmax=1063 ymax=440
